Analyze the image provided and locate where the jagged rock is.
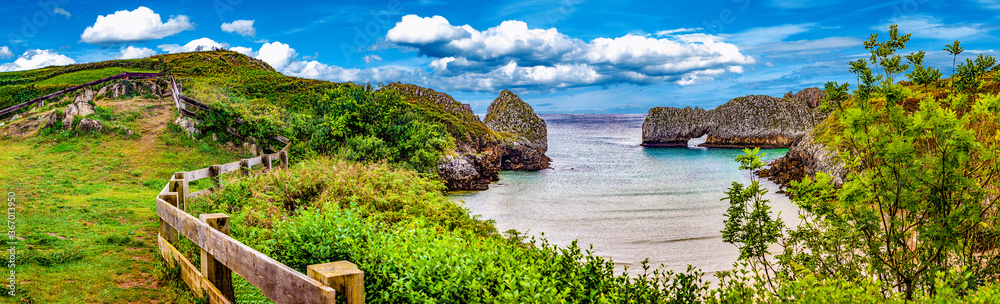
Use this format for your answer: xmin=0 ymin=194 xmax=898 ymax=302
xmin=9 ymin=114 xmax=20 ymax=122
xmin=174 ymin=116 xmax=200 ymax=136
xmin=76 ymin=119 xmax=103 ymax=133
xmin=61 ymin=101 xmax=96 ymax=129
xmin=74 ymin=88 xmax=95 ymax=103
xmin=96 ymin=86 xmax=108 ymax=97
xmin=783 ymin=87 xmax=827 ymax=108
xmin=62 ymin=114 xmax=74 ymax=130
xmin=437 ymin=153 xmax=499 ymax=190
xmin=757 ymin=131 xmax=846 ymax=189
xmin=704 ymin=95 xmax=825 ymax=148
xmin=43 ymin=110 xmax=63 ymax=129
xmin=641 ymin=106 xmax=712 ymax=147
xmin=642 ymin=92 xmax=827 ymax=149
xmin=484 ymin=90 xmax=550 ymax=170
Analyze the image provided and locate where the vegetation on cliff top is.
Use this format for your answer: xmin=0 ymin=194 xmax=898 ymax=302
xmin=722 ymin=25 xmax=1000 ymax=302
xmin=483 ymin=90 xmax=547 ymax=146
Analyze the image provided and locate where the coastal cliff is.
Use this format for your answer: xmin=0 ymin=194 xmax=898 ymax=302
xmin=484 ymin=90 xmax=551 ymax=171
xmin=642 ymin=89 xmax=827 ymax=149
xmin=392 ymin=85 xmax=549 ymax=190
xmin=389 ymin=83 xmax=501 ymax=190
xmin=756 ymin=130 xmax=846 ymax=189
xmin=641 ymin=106 xmax=712 ymax=147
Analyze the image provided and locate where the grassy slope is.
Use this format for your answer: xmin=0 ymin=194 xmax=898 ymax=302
xmin=0 ymin=50 xmax=497 ymax=303
xmin=0 ymin=91 xmax=243 ymax=303
xmin=0 ymin=58 xmax=163 ymax=110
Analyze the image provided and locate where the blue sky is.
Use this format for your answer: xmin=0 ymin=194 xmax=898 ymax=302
xmin=1 ymin=0 xmax=998 ymax=113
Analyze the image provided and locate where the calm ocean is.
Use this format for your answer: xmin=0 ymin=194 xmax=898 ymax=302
xmin=449 ymin=114 xmax=799 ymax=276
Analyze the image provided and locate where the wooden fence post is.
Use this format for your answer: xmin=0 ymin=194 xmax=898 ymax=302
xmin=209 ymin=165 xmax=221 ymax=187
xmin=262 ymin=155 xmax=272 ymax=171
xmin=307 ymin=261 xmax=364 ymax=304
xmin=158 ymin=193 xmax=179 ymax=243
xmin=279 ymin=150 xmax=289 ymax=169
xmin=170 ymin=173 xmax=188 ymax=210
xmin=240 ymin=159 xmax=250 ymax=176
xmin=200 ymin=213 xmax=234 ymax=302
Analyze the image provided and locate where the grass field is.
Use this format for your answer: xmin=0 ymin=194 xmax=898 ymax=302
xmin=31 ymin=67 xmax=161 ymax=87
xmin=0 ymin=94 xmax=244 ymax=303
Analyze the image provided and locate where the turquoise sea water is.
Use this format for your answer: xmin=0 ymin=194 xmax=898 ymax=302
xmin=449 ymin=114 xmax=799 ymax=276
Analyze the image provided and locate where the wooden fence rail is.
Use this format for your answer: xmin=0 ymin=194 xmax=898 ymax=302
xmin=156 ymin=140 xmax=365 ymax=304
xmin=0 ymin=72 xmax=163 ymax=118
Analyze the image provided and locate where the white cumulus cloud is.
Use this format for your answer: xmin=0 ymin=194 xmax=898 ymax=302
xmin=255 ymin=42 xmax=297 ymax=70
xmin=386 ymin=15 xmax=471 ymax=45
xmin=384 ymin=14 xmax=754 ymax=89
xmin=80 ymin=6 xmax=194 ymax=45
xmin=158 ymin=38 xmax=228 ymax=53
xmin=0 ymin=46 xmax=12 ymax=59
xmin=229 ymin=46 xmax=256 ymax=56
xmin=0 ymin=50 xmax=76 ymax=72
xmin=117 ymin=46 xmax=157 ymax=59
xmin=221 ymin=20 xmax=256 ymax=38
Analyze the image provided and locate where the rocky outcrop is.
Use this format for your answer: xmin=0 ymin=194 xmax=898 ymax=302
xmin=641 ymin=106 xmax=712 ymax=147
xmin=703 ymin=95 xmax=825 ymax=148
xmin=174 ymin=116 xmax=200 ymax=137
xmin=61 ymin=91 xmax=98 ymax=130
xmin=784 ymin=87 xmax=827 ymax=109
xmin=388 ymin=83 xmax=502 ymax=191
xmin=642 ymin=89 xmax=827 ymax=149
xmin=437 ymin=153 xmax=500 ymax=190
xmin=392 ymin=85 xmax=549 ymax=190
xmin=757 ymin=131 xmax=846 ymax=189
xmin=77 ymin=119 xmax=103 ymax=133
xmin=484 ymin=90 xmax=550 ymax=171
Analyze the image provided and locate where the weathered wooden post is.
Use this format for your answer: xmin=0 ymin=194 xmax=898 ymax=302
xmin=307 ymin=261 xmax=364 ymax=304
xmin=158 ymin=192 xmax=179 ymax=243
xmin=200 ymin=213 xmax=234 ymax=302
xmin=209 ymin=165 xmax=221 ymax=188
xmin=262 ymin=154 xmax=272 ymax=171
xmin=279 ymin=150 xmax=289 ymax=169
xmin=171 ymin=172 xmax=189 ymax=210
xmin=240 ymin=159 xmax=250 ymax=176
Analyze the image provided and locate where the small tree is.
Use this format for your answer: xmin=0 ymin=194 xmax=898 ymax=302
xmin=944 ymin=40 xmax=964 ymax=80
xmin=721 ymin=148 xmax=785 ymax=292
xmin=904 ymin=50 xmax=943 ymax=86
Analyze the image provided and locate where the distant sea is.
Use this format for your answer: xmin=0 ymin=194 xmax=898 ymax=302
xmin=449 ymin=114 xmax=799 ymax=277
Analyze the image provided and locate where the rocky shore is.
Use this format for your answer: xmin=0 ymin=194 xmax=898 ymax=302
xmin=401 ymin=86 xmax=547 ymax=191
xmin=756 ymin=127 xmax=846 ymax=190
xmin=642 ymin=89 xmax=827 ymax=149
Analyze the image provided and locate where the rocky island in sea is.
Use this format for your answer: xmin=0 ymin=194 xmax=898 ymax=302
xmin=425 ymin=87 xmax=550 ymax=190
xmin=641 ymin=88 xmax=828 ymax=149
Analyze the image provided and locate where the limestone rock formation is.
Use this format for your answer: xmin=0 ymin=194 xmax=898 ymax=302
xmin=62 ymin=99 xmax=97 ymax=129
xmin=174 ymin=116 xmax=200 ymax=136
xmin=437 ymin=153 xmax=500 ymax=191
xmin=387 ymin=83 xmax=504 ymax=190
xmin=641 ymin=106 xmax=711 ymax=147
xmin=757 ymin=131 xmax=846 ymax=189
xmin=483 ymin=90 xmax=550 ymax=170
xmin=703 ymin=95 xmax=824 ymax=148
xmin=76 ymin=119 xmax=103 ymax=133
xmin=642 ymin=90 xmax=827 ymax=149
xmin=43 ymin=110 xmax=63 ymax=129
xmin=784 ymin=87 xmax=827 ymax=109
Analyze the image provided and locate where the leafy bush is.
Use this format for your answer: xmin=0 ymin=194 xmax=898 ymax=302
xmin=197 ymin=157 xmax=716 ymax=303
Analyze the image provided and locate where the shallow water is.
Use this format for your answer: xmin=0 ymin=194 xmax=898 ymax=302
xmin=450 ymin=114 xmax=799 ymax=276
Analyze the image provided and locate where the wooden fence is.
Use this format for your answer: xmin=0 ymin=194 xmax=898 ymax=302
xmin=156 ymin=140 xmax=365 ymax=304
xmin=0 ymin=72 xmax=163 ymax=118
